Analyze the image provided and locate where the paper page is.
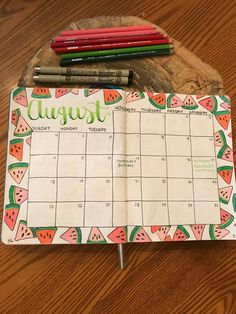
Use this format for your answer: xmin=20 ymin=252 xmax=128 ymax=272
xmin=2 ymin=89 xmax=236 ymax=245
xmin=2 ymin=88 xmax=128 ymax=244
xmin=125 ymin=92 xmax=235 ymax=242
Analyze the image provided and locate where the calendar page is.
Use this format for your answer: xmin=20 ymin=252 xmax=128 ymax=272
xmin=2 ymin=88 xmax=236 ymax=244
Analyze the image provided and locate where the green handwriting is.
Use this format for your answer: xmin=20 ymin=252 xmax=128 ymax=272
xmin=27 ymin=100 xmax=110 ymax=125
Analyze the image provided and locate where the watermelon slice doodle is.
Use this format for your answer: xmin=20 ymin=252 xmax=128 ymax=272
xmin=129 ymin=226 xmax=151 ymax=242
xmin=232 ymin=194 xmax=236 ymax=212
xmin=87 ymin=227 xmax=106 ymax=243
xmin=4 ymin=203 xmax=20 ymax=230
xmin=55 ymin=88 xmax=71 ymax=98
xmin=148 ymin=93 xmax=166 ymax=109
xmin=219 ymin=208 xmax=234 ymax=229
xmin=84 ymin=89 xmax=100 ymax=97
xmin=209 ymin=224 xmax=229 ymax=240
xmin=173 ymin=225 xmax=190 ymax=241
xmin=9 ymin=185 xmax=28 ymax=205
xmin=151 ymin=225 xmax=170 ymax=241
xmin=198 ymin=96 xmax=217 ymax=113
xmin=182 ymin=95 xmax=198 ymax=110
xmin=164 ymin=235 xmax=172 ymax=241
xmin=126 ymin=91 xmax=145 ymax=103
xmin=55 ymin=87 xmax=79 ymax=98
xmin=11 ymin=108 xmax=21 ymax=126
xmin=31 ymin=87 xmax=51 ymax=98
xmin=191 ymin=224 xmax=205 ymax=240
xmin=8 ymin=162 xmax=28 ymax=184
xmin=220 ymin=95 xmax=230 ymax=104
xmin=15 ymin=220 xmax=36 ymax=241
xmin=167 ymin=94 xmax=184 ymax=108
xmin=215 ymin=111 xmax=231 ymax=130
xmin=9 ymin=138 xmax=23 ymax=161
xmin=60 ymin=227 xmax=82 ymax=244
xmin=107 ymin=227 xmax=127 ymax=243
xmin=196 ymin=95 xmax=205 ymax=99
xmin=14 ymin=116 xmax=32 ymax=137
xmin=26 ymin=136 xmax=31 ymax=146
xmin=103 ymin=90 xmax=122 ymax=105
xmin=13 ymin=87 xmax=28 ymax=107
xmin=35 ymin=227 xmax=57 ymax=244
xmin=214 ymin=130 xmax=227 ymax=147
xmin=217 ymin=166 xmax=233 ymax=184
xmin=71 ymin=88 xmax=79 ymax=95
xmin=220 ymin=102 xmax=231 ymax=112
xmin=217 ymin=145 xmax=233 ymax=162
xmin=147 ymin=91 xmax=154 ymax=98
xmin=219 ymin=186 xmax=233 ymax=204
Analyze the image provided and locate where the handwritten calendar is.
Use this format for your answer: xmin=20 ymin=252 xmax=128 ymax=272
xmin=2 ymin=88 xmax=236 ymax=244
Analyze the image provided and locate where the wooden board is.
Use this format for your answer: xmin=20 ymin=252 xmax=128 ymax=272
xmin=19 ymin=15 xmax=224 ymax=95
xmin=2 ymin=1 xmax=236 ymax=313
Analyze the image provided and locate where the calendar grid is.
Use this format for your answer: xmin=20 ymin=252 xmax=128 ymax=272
xmin=26 ymin=143 xmax=32 ymax=225
xmin=211 ymin=116 xmax=221 ymax=199
xmin=164 ymin=114 xmax=171 ymax=225
xmin=27 ymin=111 xmax=221 ymax=228
xmin=30 ymin=153 xmax=219 ymax=157
xmin=139 ymin=112 xmax=144 ymax=225
xmin=28 ymin=176 xmax=218 ymax=179
xmin=55 ymin=132 xmax=60 ymax=226
xmin=112 ymin=111 xmax=115 ymax=226
xmin=189 ymin=115 xmax=196 ymax=224
xmin=27 ymin=200 xmax=220 ymax=203
xmin=83 ymin=133 xmax=88 ymax=227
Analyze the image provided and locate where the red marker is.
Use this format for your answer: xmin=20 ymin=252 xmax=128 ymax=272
xmin=51 ymin=34 xmax=167 ymax=48
xmin=53 ymin=29 xmax=162 ymax=42
xmin=60 ymin=24 xmax=156 ymax=36
xmin=54 ymin=39 xmax=172 ymax=54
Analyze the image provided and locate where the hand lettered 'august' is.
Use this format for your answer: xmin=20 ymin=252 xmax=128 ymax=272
xmin=27 ymin=99 xmax=110 ymax=125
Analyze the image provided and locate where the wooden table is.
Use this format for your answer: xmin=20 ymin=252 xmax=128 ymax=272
xmin=1 ymin=0 xmax=236 ymax=312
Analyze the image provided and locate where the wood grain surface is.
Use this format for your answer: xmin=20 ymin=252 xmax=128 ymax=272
xmin=19 ymin=16 xmax=224 ymax=95
xmin=1 ymin=0 xmax=236 ymax=313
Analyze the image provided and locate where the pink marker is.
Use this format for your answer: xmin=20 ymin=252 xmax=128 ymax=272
xmin=60 ymin=24 xmax=156 ymax=36
xmin=53 ymin=29 xmax=162 ymax=42
xmin=54 ymin=39 xmax=171 ymax=54
xmin=51 ymin=34 xmax=167 ymax=48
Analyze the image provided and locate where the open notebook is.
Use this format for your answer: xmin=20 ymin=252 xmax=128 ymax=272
xmin=2 ymin=88 xmax=236 ymax=244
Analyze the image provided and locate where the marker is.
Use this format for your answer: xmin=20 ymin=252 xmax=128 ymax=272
xmin=60 ymin=24 xmax=156 ymax=36
xmin=61 ymin=44 xmax=173 ymax=60
xmin=54 ymin=39 xmax=172 ymax=54
xmin=33 ymin=75 xmax=131 ymax=86
xmin=34 ymin=66 xmax=132 ymax=78
xmin=60 ymin=49 xmax=173 ymax=66
xmin=53 ymin=29 xmax=163 ymax=42
xmin=51 ymin=34 xmax=167 ymax=48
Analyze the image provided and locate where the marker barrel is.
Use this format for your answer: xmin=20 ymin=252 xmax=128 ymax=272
xmin=51 ymin=34 xmax=167 ymax=48
xmin=60 ymin=24 xmax=156 ymax=36
xmin=55 ymin=39 xmax=171 ymax=54
xmin=33 ymin=75 xmax=130 ymax=86
xmin=34 ymin=66 xmax=131 ymax=77
xmin=60 ymin=49 xmax=173 ymax=66
xmin=54 ymin=29 xmax=162 ymax=42
xmin=61 ymin=44 xmax=173 ymax=60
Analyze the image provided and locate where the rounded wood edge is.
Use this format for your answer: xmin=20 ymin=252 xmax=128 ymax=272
xmin=18 ymin=15 xmax=224 ymax=95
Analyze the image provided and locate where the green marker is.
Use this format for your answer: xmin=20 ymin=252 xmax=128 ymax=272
xmin=60 ymin=49 xmax=173 ymax=66
xmin=61 ymin=44 xmax=173 ymax=60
